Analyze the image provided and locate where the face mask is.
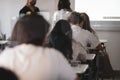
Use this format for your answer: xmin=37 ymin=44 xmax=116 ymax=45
xmin=30 ymin=1 xmax=36 ymax=6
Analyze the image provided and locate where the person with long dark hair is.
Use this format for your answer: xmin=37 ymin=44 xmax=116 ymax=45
xmin=48 ymin=20 xmax=73 ymax=60
xmin=80 ymin=12 xmax=103 ymax=50
xmin=81 ymin=13 xmax=98 ymax=39
xmin=81 ymin=13 xmax=114 ymax=79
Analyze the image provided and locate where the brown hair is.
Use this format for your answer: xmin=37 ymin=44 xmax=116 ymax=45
xmin=58 ymin=0 xmax=72 ymax=11
xmin=11 ymin=13 xmax=50 ymax=46
xmin=68 ymin=12 xmax=83 ymax=25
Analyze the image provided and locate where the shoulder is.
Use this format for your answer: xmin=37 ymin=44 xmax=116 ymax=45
xmin=20 ymin=6 xmax=29 ymax=11
xmin=81 ymin=28 xmax=93 ymax=36
xmin=45 ymin=47 xmax=76 ymax=80
xmin=35 ymin=6 xmax=40 ymax=11
xmin=19 ymin=6 xmax=30 ymax=14
xmin=43 ymin=47 xmax=65 ymax=58
xmin=53 ymin=10 xmax=59 ymax=17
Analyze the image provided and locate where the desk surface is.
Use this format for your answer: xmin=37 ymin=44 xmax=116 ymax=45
xmin=0 ymin=40 xmax=8 ymax=44
xmin=86 ymin=54 xmax=96 ymax=61
xmin=72 ymin=64 xmax=89 ymax=74
xmin=100 ymin=39 xmax=108 ymax=43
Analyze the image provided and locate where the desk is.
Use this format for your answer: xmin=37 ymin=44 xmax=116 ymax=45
xmin=0 ymin=40 xmax=8 ymax=44
xmin=85 ymin=53 xmax=98 ymax=80
xmin=100 ymin=39 xmax=108 ymax=43
xmin=0 ymin=40 xmax=8 ymax=50
xmin=86 ymin=54 xmax=96 ymax=61
xmin=72 ymin=64 xmax=89 ymax=74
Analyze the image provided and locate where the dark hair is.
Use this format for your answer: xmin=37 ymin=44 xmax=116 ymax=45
xmin=11 ymin=13 xmax=50 ymax=46
xmin=52 ymin=20 xmax=72 ymax=38
xmin=58 ymin=0 xmax=72 ymax=11
xmin=0 ymin=67 xmax=19 ymax=80
xmin=81 ymin=13 xmax=95 ymax=33
xmin=68 ymin=12 xmax=83 ymax=25
xmin=50 ymin=20 xmax=73 ymax=60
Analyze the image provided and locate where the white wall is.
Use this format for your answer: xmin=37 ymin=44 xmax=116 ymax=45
xmin=0 ymin=0 xmax=26 ymax=38
xmin=75 ymin=0 xmax=120 ymax=21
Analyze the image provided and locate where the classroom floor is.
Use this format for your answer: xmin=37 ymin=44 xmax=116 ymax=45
xmin=98 ymin=72 xmax=120 ymax=80
xmin=99 ymin=78 xmax=120 ymax=80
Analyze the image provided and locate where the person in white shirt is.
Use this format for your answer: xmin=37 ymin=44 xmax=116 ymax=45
xmin=52 ymin=0 xmax=72 ymax=29
xmin=0 ymin=13 xmax=77 ymax=80
xmin=68 ymin=12 xmax=100 ymax=51
xmin=80 ymin=12 xmax=103 ymax=51
xmin=80 ymin=13 xmax=99 ymax=40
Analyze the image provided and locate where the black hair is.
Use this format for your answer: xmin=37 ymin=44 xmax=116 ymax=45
xmin=49 ymin=20 xmax=73 ymax=60
xmin=52 ymin=20 xmax=72 ymax=37
xmin=58 ymin=0 xmax=72 ymax=11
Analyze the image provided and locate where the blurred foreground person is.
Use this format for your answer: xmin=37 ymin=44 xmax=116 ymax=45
xmin=0 ymin=67 xmax=19 ymax=80
xmin=0 ymin=13 xmax=77 ymax=80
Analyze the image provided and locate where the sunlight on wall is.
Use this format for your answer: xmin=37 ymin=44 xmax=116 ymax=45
xmin=75 ymin=0 xmax=120 ymax=21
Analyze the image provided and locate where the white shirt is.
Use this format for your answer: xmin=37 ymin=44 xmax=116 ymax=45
xmin=52 ymin=9 xmax=71 ymax=29
xmin=0 ymin=44 xmax=76 ymax=80
xmin=71 ymin=25 xmax=100 ymax=50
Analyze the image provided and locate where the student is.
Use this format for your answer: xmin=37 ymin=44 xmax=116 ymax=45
xmin=0 ymin=67 xmax=19 ymax=80
xmin=80 ymin=13 xmax=99 ymax=39
xmin=80 ymin=12 xmax=103 ymax=51
xmin=68 ymin=11 xmax=100 ymax=51
xmin=80 ymin=13 xmax=114 ymax=78
xmin=52 ymin=0 xmax=72 ymax=29
xmin=19 ymin=0 xmax=39 ymax=15
xmin=0 ymin=13 xmax=77 ymax=80
xmin=48 ymin=19 xmax=87 ymax=62
xmin=48 ymin=20 xmax=73 ymax=60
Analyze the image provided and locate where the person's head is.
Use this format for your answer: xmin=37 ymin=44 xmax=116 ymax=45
xmin=27 ymin=0 xmax=36 ymax=6
xmin=58 ymin=0 xmax=72 ymax=11
xmin=11 ymin=13 xmax=50 ymax=46
xmin=52 ymin=20 xmax=72 ymax=39
xmin=80 ymin=13 xmax=93 ymax=33
xmin=0 ymin=67 xmax=19 ymax=80
xmin=68 ymin=12 xmax=83 ymax=27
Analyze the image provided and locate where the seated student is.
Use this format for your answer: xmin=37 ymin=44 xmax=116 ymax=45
xmin=80 ymin=13 xmax=103 ymax=51
xmin=48 ymin=20 xmax=73 ymax=60
xmin=48 ymin=19 xmax=87 ymax=62
xmin=68 ymin=11 xmax=100 ymax=51
xmin=0 ymin=13 xmax=77 ymax=80
xmin=80 ymin=13 xmax=98 ymax=38
xmin=81 ymin=13 xmax=114 ymax=78
xmin=0 ymin=67 xmax=19 ymax=80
